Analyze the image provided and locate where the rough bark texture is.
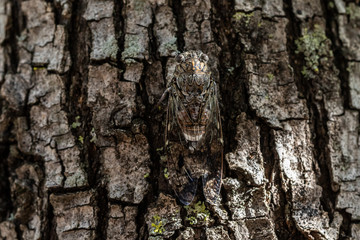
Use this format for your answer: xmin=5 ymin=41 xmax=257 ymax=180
xmin=0 ymin=0 xmax=359 ymax=239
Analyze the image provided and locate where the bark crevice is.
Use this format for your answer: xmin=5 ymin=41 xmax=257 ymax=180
xmin=171 ymin=0 xmax=185 ymax=52
xmin=8 ymin=0 xmax=20 ymax=73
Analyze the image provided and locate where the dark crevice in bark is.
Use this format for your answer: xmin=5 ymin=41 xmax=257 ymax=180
xmin=171 ymin=0 xmax=185 ymax=52
xmin=260 ymin=126 xmax=295 ymax=239
xmin=8 ymin=0 xmax=21 ymax=73
xmin=47 ymin=186 xmax=92 ymax=195
xmin=23 ymin=82 xmax=33 ymax=129
xmin=259 ymin=125 xmax=275 ymax=185
xmin=321 ymin=0 xmax=351 ymax=110
xmin=309 ymin=100 xmax=337 ymax=221
xmin=148 ymin=7 xmax=159 ymax=61
xmin=47 ymin=0 xmax=60 ymax=26
xmin=135 ymin=198 xmax=150 ymax=240
xmin=114 ymin=0 xmax=125 ymax=73
xmin=65 ymin=0 xmax=89 ymax=114
xmin=88 ymin=59 xmax=119 ymax=67
xmin=45 ymin=195 xmax=58 ymax=240
xmin=282 ymin=1 xmax=332 ymax=239
xmin=106 ymin=199 xmax=141 ymax=207
xmin=14 ymin=219 xmax=22 ymax=240
xmin=56 ymin=147 xmax=66 ymax=187
xmin=211 ymin=2 xmax=276 ymax=232
xmin=170 ymin=229 xmax=181 ymax=239
xmin=95 ymin=186 xmax=109 ymax=240
xmin=87 ymin=138 xmax=99 ymax=188
xmin=321 ymin=2 xmax=354 ymax=238
xmin=160 ymin=56 xmax=168 ymax=86
xmin=135 ymin=62 xmax=159 ymax=239
xmin=114 ymin=3 xmax=158 ymax=237
xmin=0 ymin=96 xmax=14 ymax=222
xmin=219 ymin=186 xmax=232 ymax=224
xmin=284 ymin=0 xmax=341 ymax=236
xmin=0 ymin=145 xmax=12 ymax=221
xmin=338 ymin=210 xmax=352 ymax=239
xmin=210 ymin=0 xmax=245 ymax=164
xmin=65 ymin=0 xmax=95 ymax=189
xmin=64 ymin=0 xmax=80 ymax=125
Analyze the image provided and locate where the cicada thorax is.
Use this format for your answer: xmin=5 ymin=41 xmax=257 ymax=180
xmin=173 ymin=54 xmax=212 ymax=149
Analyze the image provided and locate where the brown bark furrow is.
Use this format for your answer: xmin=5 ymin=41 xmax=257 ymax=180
xmin=273 ymin=121 xmax=342 ymax=239
xmin=223 ymin=113 xmax=277 ymax=239
xmin=84 ymin=1 xmax=153 ymax=239
xmin=325 ymin=1 xmax=360 ymax=239
xmin=286 ymin=0 xmax=346 ymax=239
xmin=0 ymin=0 xmax=14 ymax=226
xmin=290 ymin=0 xmax=360 ymax=239
xmin=227 ymin=0 xmax=307 ymax=239
xmin=0 ymin=0 xmax=86 ymax=239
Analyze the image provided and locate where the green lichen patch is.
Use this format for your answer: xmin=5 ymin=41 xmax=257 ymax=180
xmin=71 ymin=116 xmax=81 ymax=129
xmin=133 ymin=0 xmax=147 ymax=11
xmin=90 ymin=128 xmax=97 ymax=143
xmin=160 ymin=155 xmax=167 ymax=164
xmin=232 ymin=12 xmax=254 ymax=26
xmin=184 ymin=201 xmax=210 ymax=225
xmin=266 ymin=73 xmax=274 ymax=81
xmin=64 ymin=170 xmax=88 ymax=188
xmin=32 ymin=66 xmax=46 ymax=71
xmin=159 ymin=37 xmax=177 ymax=56
xmin=295 ymin=25 xmax=333 ymax=79
xmin=146 ymin=194 xmax=182 ymax=238
xmin=151 ymin=215 xmax=165 ymax=234
xmin=103 ymin=36 xmax=118 ymax=61
xmin=163 ymin=168 xmax=169 ymax=179
xmin=346 ymin=3 xmax=360 ymax=21
xmin=122 ymin=34 xmax=143 ymax=60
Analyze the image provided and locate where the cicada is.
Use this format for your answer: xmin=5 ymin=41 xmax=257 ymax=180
xmin=160 ymin=50 xmax=223 ymax=205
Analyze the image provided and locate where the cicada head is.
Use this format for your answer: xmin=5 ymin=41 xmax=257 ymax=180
xmin=174 ymin=50 xmax=211 ymax=96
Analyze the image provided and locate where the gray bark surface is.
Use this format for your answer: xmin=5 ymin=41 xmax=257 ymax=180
xmin=0 ymin=0 xmax=359 ymax=239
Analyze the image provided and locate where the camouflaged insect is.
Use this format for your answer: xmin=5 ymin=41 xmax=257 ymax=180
xmin=162 ymin=50 xmax=223 ymax=205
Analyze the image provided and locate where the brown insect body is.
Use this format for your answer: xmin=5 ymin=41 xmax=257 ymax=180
xmin=165 ymin=50 xmax=223 ymax=205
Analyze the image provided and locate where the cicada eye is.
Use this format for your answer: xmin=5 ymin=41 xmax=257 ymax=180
xmin=176 ymin=54 xmax=185 ymax=63
xmin=200 ymin=53 xmax=209 ymax=62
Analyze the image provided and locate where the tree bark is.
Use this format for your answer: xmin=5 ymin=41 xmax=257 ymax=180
xmin=0 ymin=0 xmax=359 ymax=239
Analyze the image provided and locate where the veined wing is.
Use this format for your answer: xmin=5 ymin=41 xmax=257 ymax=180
xmin=165 ymin=87 xmax=198 ymax=205
xmin=202 ymin=82 xmax=223 ymax=205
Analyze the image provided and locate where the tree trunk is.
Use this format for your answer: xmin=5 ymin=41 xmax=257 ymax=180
xmin=0 ymin=0 xmax=359 ymax=239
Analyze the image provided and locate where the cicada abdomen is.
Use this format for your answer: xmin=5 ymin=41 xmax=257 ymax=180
xmin=165 ymin=50 xmax=223 ymax=205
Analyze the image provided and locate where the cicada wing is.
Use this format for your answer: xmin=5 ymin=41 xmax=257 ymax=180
xmin=202 ymin=147 xmax=223 ymax=205
xmin=202 ymin=83 xmax=223 ymax=205
xmin=166 ymin=92 xmax=198 ymax=205
xmin=175 ymin=173 xmax=198 ymax=206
